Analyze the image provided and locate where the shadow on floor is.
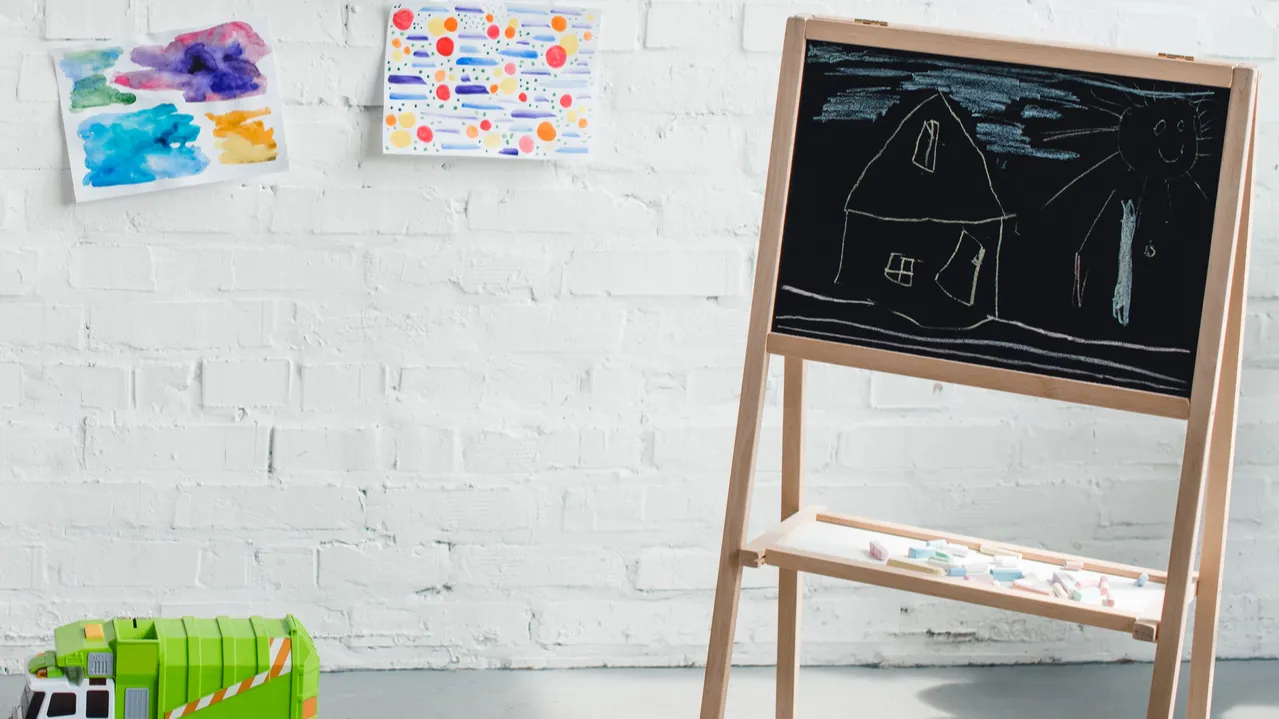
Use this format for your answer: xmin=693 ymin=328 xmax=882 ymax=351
xmin=915 ymin=661 xmax=1279 ymax=719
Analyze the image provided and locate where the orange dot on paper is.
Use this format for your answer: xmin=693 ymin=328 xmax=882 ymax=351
xmin=578 ymin=118 xmax=588 ymax=128
xmin=385 ymin=114 xmax=396 ymax=126
xmin=504 ymin=26 xmax=516 ymax=38
xmin=392 ymin=38 xmax=402 ymax=48
xmin=551 ymin=15 xmax=568 ymax=31
xmin=490 ymin=84 xmax=499 ymax=93
xmin=584 ymin=31 xmax=593 ymax=40
xmin=435 ymin=69 xmax=446 ymax=81
xmin=466 ymin=125 xmax=479 ymax=138
xmin=485 ymin=13 xmax=494 ymax=21
xmin=444 ymin=16 xmax=458 ymax=31
xmin=536 ymin=121 xmax=556 ymax=141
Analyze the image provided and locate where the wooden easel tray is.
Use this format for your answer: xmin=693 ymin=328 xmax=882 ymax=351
xmin=739 ymin=508 xmax=1192 ymax=643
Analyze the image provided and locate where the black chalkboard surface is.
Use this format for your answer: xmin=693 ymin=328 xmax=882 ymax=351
xmin=771 ymin=41 xmax=1232 ymax=397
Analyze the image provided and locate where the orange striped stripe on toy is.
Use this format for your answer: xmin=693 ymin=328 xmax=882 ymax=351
xmin=165 ymin=638 xmax=292 ymax=719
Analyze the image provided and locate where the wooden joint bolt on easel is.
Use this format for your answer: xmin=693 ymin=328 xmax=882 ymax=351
xmin=699 ymin=16 xmax=1257 ymax=719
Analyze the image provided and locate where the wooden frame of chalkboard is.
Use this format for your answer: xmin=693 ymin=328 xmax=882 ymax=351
xmin=698 ymin=16 xmax=1257 ymax=719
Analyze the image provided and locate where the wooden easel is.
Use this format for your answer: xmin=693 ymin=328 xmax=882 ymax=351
xmin=699 ymin=16 xmax=1257 ymax=719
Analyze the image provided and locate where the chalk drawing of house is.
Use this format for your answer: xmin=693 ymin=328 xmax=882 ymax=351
xmin=835 ymin=92 xmax=1013 ymax=328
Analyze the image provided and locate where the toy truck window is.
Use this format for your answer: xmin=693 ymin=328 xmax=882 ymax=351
xmin=47 ymin=692 xmax=76 ymax=717
xmin=21 ymin=689 xmax=44 ymax=719
xmin=87 ymin=691 xmax=110 ymax=718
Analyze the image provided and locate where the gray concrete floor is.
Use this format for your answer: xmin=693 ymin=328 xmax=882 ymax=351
xmin=2 ymin=662 xmax=1277 ymax=718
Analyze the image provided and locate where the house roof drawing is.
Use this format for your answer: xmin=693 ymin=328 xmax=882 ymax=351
xmin=844 ymin=93 xmax=1011 ymax=224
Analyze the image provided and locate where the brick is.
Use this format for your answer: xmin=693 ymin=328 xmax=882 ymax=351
xmin=260 ymin=0 xmax=345 ymax=42
xmin=199 ymin=544 xmax=250 ymax=589
xmin=232 ymin=248 xmax=363 ymax=291
xmin=0 ymin=249 xmax=38 ymax=295
xmin=352 ymin=601 xmax=531 ymax=646
xmin=660 ymin=187 xmax=763 ymax=236
xmin=254 ymin=548 xmax=318 ymax=590
xmin=146 ymin=0 xmax=239 ymax=31
xmin=76 ymin=186 xmax=265 ymax=234
xmin=271 ymin=187 xmax=460 ymax=235
xmin=272 ymin=427 xmax=381 ymax=471
xmin=91 ymin=301 xmax=273 ymax=349
xmin=1115 ymin=11 xmax=1199 ymax=56
xmin=0 ymin=483 xmax=178 ymax=531
xmin=837 ymin=422 xmax=1018 ymax=470
xmin=580 ymin=427 xmax=644 ymax=468
xmin=344 ymin=2 xmax=389 ymax=46
xmin=484 ymin=306 xmax=626 ymax=353
xmin=45 ymin=0 xmax=131 ymax=38
xmin=370 ymin=248 xmax=558 ymax=298
xmin=451 ymin=545 xmax=626 ymax=588
xmin=562 ymin=485 xmax=646 ymax=532
xmin=135 ymin=364 xmax=199 ymax=414
xmin=0 ymin=363 xmax=17 ymax=406
xmin=742 ymin=3 xmax=807 ymax=52
xmin=478 ymin=363 xmax=586 ymax=409
xmin=0 ymin=424 xmax=78 ymax=470
xmin=70 ymin=246 xmax=155 ymax=290
xmin=319 ymin=543 xmax=450 ymax=591
xmin=55 ymin=541 xmax=198 ymax=587
xmin=870 ymin=375 xmax=953 ymax=409
xmin=302 ymin=363 xmax=384 ymax=410
xmin=600 ymin=0 xmax=641 ymax=51
xmin=1204 ymin=16 xmax=1276 ymax=59
xmin=398 ymin=366 xmax=480 ymax=408
xmin=637 ymin=547 xmax=776 ymax=591
xmin=467 ymin=190 xmax=658 ymax=234
xmin=392 ymin=426 xmax=457 ymax=473
xmin=0 ymin=547 xmax=39 ymax=589
xmin=202 ymin=359 xmax=292 ymax=408
xmin=153 ymin=249 xmax=234 ymax=291
xmin=278 ymin=45 xmax=382 ymax=106
xmin=564 ymin=249 xmax=741 ymax=297
xmin=24 ymin=364 xmax=130 ymax=410
xmin=645 ymin=2 xmax=729 ymax=49
xmin=86 ymin=424 xmax=269 ymax=471
xmin=175 ymin=486 xmax=363 ymax=530
xmin=366 ymin=486 xmax=536 ymax=540
xmin=0 ymin=304 xmax=82 ymax=347
xmin=462 ymin=428 xmax=578 ymax=473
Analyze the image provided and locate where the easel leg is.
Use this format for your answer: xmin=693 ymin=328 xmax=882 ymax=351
xmin=777 ymin=358 xmax=806 ymax=719
xmin=1186 ymin=117 xmax=1255 ymax=719
xmin=700 ymin=345 xmax=774 ymax=719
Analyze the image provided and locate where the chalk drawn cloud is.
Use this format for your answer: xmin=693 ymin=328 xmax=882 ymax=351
xmin=78 ymin=104 xmax=209 ymax=187
xmin=113 ymin=21 xmax=271 ymax=103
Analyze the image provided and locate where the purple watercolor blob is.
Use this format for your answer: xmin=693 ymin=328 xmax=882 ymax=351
xmin=114 ymin=21 xmax=270 ymax=102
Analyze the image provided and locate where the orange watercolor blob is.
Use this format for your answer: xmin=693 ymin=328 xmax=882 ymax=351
xmin=490 ymin=84 xmax=499 ymax=93
xmin=584 ymin=31 xmax=593 ymax=40
xmin=392 ymin=38 xmax=402 ymax=48
xmin=444 ymin=16 xmax=458 ymax=31
xmin=435 ymin=69 xmax=446 ymax=81
xmin=578 ymin=118 xmax=588 ymax=128
xmin=485 ymin=13 xmax=494 ymax=21
xmin=504 ymin=26 xmax=516 ymax=39
xmin=385 ymin=114 xmax=396 ymax=126
xmin=551 ymin=15 xmax=568 ymax=31
xmin=536 ymin=121 xmax=556 ymax=141
xmin=466 ymin=125 xmax=479 ymax=138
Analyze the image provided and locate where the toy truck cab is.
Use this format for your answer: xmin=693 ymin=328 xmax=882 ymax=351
xmin=10 ymin=616 xmax=318 ymax=719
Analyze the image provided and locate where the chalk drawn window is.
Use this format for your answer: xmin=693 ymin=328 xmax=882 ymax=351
xmin=936 ymin=230 xmax=987 ymax=307
xmin=912 ymin=119 xmax=939 ymax=173
xmin=884 ymin=253 xmax=916 ymax=286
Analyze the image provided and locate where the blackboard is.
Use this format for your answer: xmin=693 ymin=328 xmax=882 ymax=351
xmin=771 ymin=40 xmax=1233 ymax=397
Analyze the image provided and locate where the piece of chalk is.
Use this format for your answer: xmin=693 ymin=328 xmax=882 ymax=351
xmin=909 ymin=547 xmax=936 ymax=560
xmin=869 ymin=540 xmax=889 ymax=561
xmin=1064 ymin=560 xmax=1084 ymax=571
xmin=1136 ymin=573 xmax=1149 ymax=587
xmin=1012 ymin=578 xmax=1052 ymax=596
xmin=990 ymin=567 xmax=1023 ymax=582
xmin=1052 ymin=583 xmax=1070 ymax=599
xmin=928 ymin=557 xmax=960 ymax=570
xmin=931 ymin=550 xmax=953 ymax=564
xmin=1103 ymin=597 xmax=1116 ymax=608
xmin=945 ymin=543 xmax=970 ymax=557
xmin=995 ymin=555 xmax=1019 ymax=568
xmin=888 ymin=557 xmax=947 ymax=576
xmin=964 ymin=561 xmax=991 ymax=574
xmin=980 ymin=544 xmax=1022 ymax=559
xmin=1074 ymin=576 xmax=1102 ymax=590
xmin=966 ymin=573 xmax=996 ymax=585
xmin=1052 ymin=571 xmax=1076 ymax=589
xmin=1098 ymin=576 xmax=1110 ymax=588
xmin=947 ymin=566 xmax=968 ymax=577
xmin=1072 ymin=587 xmax=1102 ymax=604
xmin=927 ymin=539 xmax=948 ymax=548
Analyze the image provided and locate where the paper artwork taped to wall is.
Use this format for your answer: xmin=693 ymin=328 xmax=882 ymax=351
xmin=52 ymin=19 xmax=289 ymax=202
xmin=382 ymin=3 xmax=600 ymax=159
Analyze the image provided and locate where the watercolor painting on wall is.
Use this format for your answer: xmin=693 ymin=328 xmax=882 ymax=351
xmin=382 ymin=3 xmax=600 ymax=159
xmin=52 ymin=20 xmax=289 ymax=202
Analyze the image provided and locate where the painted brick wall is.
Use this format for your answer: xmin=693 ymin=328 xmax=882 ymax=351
xmin=1 ymin=0 xmax=1278 ymax=672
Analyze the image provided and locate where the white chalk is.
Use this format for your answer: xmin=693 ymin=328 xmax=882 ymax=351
xmin=869 ymin=540 xmax=889 ymax=561
xmin=963 ymin=560 xmax=991 ymax=574
xmin=945 ymin=543 xmax=970 ymax=557
xmin=995 ymin=555 xmax=1019 ymax=568
xmin=1064 ymin=560 xmax=1084 ymax=571
xmin=1052 ymin=583 xmax=1070 ymax=599
xmin=980 ymin=544 xmax=1022 ymax=559
xmin=927 ymin=539 xmax=948 ymax=548
xmin=966 ymin=573 xmax=996 ymax=585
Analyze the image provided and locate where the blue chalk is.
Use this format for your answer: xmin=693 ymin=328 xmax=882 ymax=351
xmin=947 ymin=566 xmax=967 ymax=577
xmin=1136 ymin=572 xmax=1149 ymax=587
xmin=990 ymin=568 xmax=1024 ymax=582
xmin=908 ymin=547 xmax=936 ymax=560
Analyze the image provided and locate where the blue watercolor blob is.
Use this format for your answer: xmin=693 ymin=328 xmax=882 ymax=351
xmin=59 ymin=47 xmax=124 ymax=81
xmin=510 ymin=110 xmax=555 ymax=119
xmin=456 ymin=57 xmax=499 ymax=66
xmin=458 ymin=33 xmax=488 ymax=39
xmin=499 ymin=147 xmax=519 ymax=156
xmin=556 ymin=147 xmax=589 ymax=154
xmin=388 ymin=74 xmax=428 ymax=84
xmin=78 ymin=104 xmax=208 ymax=188
xmin=533 ymin=34 xmax=557 ymax=42
xmin=455 ymin=6 xmax=485 ymax=13
xmin=439 ymin=143 xmax=479 ymax=150
xmin=406 ymin=35 xmax=432 ymax=41
xmin=499 ymin=49 xmax=539 ymax=59
xmin=413 ymin=51 xmax=434 ymax=57
xmin=389 ymin=93 xmax=430 ymax=100
xmin=461 ymin=103 xmax=503 ymax=110
xmin=455 ymin=84 xmax=489 ymax=94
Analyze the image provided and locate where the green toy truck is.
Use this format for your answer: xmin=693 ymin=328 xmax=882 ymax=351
xmin=12 ymin=616 xmax=318 ymax=719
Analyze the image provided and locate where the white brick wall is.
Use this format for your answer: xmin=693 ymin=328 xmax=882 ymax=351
xmin=0 ymin=0 xmax=1277 ymax=674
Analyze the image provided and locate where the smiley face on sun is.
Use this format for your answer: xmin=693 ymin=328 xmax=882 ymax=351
xmin=1117 ymin=98 xmax=1201 ymax=178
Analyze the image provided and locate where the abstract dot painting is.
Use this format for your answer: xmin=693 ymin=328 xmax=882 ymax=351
xmin=382 ymin=3 xmax=600 ymax=159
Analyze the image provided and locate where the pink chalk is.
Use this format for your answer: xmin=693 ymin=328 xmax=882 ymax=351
xmin=869 ymin=540 xmax=889 ymax=561
xmin=1064 ymin=560 xmax=1084 ymax=571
